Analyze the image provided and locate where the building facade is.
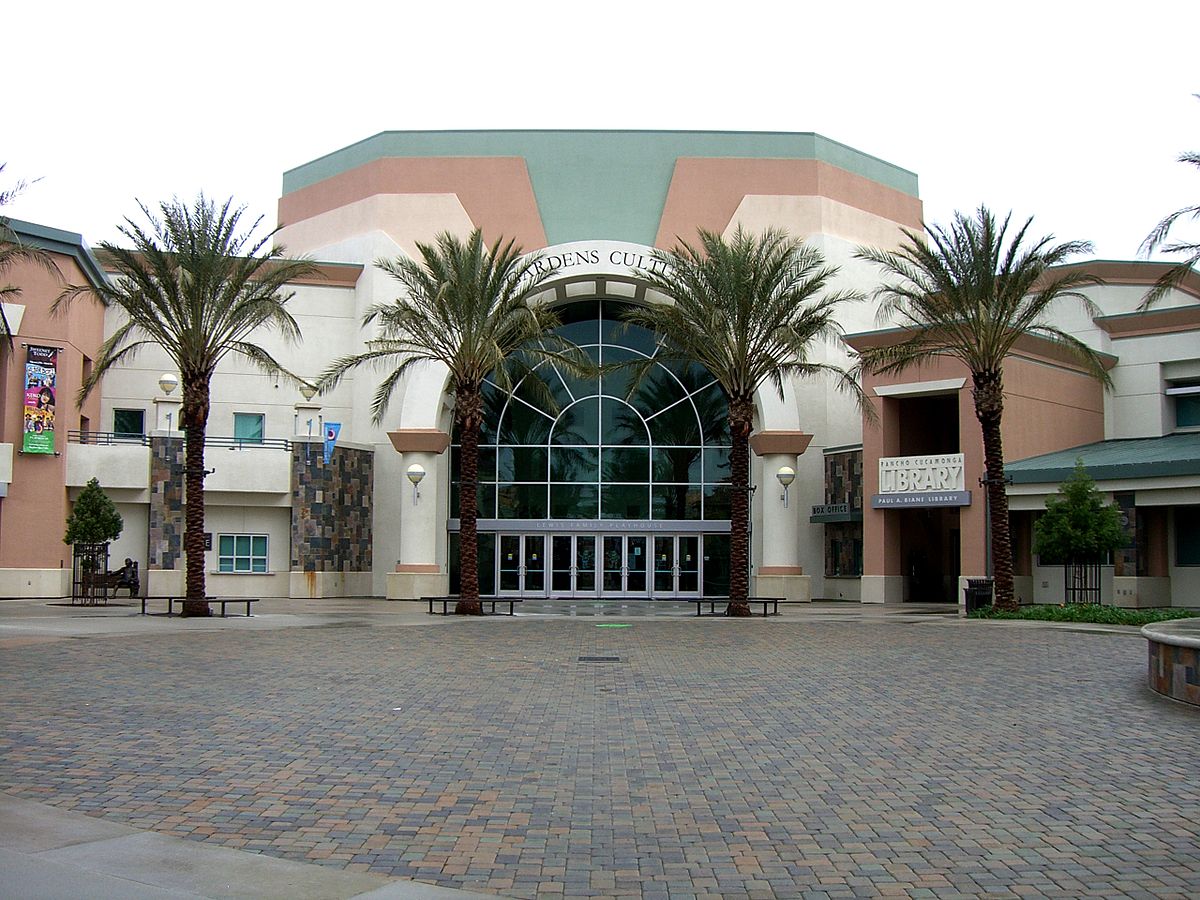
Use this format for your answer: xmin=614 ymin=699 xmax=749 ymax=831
xmin=2 ymin=131 xmax=1197 ymax=607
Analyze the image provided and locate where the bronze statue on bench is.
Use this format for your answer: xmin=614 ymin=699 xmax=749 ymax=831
xmin=111 ymin=558 xmax=139 ymax=598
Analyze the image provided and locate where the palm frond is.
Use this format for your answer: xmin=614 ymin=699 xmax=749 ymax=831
xmin=625 ymin=226 xmax=860 ymax=410
xmin=855 ymin=206 xmax=1100 ymax=380
xmin=332 ymin=229 xmax=571 ymax=427
xmin=0 ymin=209 xmax=63 ymax=348
xmin=1139 ymin=117 xmax=1200 ymax=309
xmin=54 ymin=194 xmax=316 ymax=405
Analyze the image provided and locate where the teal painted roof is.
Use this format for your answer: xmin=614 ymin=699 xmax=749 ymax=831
xmin=1007 ymin=433 xmax=1200 ymax=483
xmin=282 ymin=130 xmax=920 ymax=246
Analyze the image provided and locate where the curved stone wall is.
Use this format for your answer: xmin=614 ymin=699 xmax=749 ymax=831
xmin=1143 ymin=619 xmax=1200 ymax=706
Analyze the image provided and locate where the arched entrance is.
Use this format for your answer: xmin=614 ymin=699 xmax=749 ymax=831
xmin=448 ymin=297 xmax=733 ymax=599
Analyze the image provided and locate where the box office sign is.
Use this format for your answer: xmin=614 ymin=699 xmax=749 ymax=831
xmin=871 ymin=453 xmax=971 ymax=508
xmin=22 ymin=345 xmax=57 ymax=454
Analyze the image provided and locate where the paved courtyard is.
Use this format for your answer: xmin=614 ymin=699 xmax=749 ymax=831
xmin=1 ymin=605 xmax=1198 ymax=898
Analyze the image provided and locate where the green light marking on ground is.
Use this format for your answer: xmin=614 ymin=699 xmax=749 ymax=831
xmin=595 ymin=624 xmax=632 ymax=628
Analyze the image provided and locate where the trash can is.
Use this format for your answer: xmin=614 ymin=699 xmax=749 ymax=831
xmin=964 ymin=578 xmax=994 ymax=613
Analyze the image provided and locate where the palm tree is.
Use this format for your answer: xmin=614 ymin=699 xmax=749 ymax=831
xmin=1140 ymin=109 xmax=1200 ymax=309
xmin=626 ymin=227 xmax=863 ymax=616
xmin=1 ymin=164 xmax=60 ymax=347
xmin=855 ymin=206 xmax=1110 ymax=612
xmin=319 ymin=229 xmax=574 ymax=615
xmin=56 ymin=196 xmax=317 ymax=616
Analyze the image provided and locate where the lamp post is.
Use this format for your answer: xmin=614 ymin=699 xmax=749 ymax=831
xmin=406 ymin=464 xmax=426 ymax=505
xmin=158 ymin=373 xmax=179 ymax=435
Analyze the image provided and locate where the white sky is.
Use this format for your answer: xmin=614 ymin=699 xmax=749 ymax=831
xmin=5 ymin=1 xmax=1199 ymax=262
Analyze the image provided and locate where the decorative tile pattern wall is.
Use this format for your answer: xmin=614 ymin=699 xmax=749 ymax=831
xmin=824 ymin=449 xmax=863 ymax=509
xmin=148 ymin=437 xmax=186 ymax=570
xmin=291 ymin=445 xmax=374 ymax=572
xmin=1147 ymin=639 xmax=1200 ymax=706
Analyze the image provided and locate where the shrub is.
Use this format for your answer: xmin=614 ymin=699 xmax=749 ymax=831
xmin=64 ymin=478 xmax=123 ymax=545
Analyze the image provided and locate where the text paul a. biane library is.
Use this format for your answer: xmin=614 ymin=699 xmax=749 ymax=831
xmin=3 ymin=131 xmax=1199 ymax=608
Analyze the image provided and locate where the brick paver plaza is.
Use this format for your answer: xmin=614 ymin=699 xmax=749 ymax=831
xmin=2 ymin=612 xmax=1198 ymax=898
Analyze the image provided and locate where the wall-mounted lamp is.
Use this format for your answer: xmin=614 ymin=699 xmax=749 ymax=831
xmin=406 ymin=463 xmax=426 ymax=505
xmin=299 ymin=382 xmax=317 ymax=401
xmin=158 ymin=373 xmax=179 ymax=395
xmin=777 ymin=466 xmax=796 ymax=508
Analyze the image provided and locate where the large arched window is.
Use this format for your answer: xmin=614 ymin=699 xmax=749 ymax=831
xmin=451 ymin=299 xmax=732 ymax=521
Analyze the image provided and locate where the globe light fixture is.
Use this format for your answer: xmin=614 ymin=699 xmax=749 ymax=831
xmin=158 ymin=373 xmax=179 ymax=395
xmin=777 ymin=466 xmax=796 ymax=507
xmin=406 ymin=463 xmax=426 ymax=504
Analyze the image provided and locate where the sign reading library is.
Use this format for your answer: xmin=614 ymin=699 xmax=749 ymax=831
xmin=22 ymin=345 xmax=57 ymax=454
xmin=871 ymin=453 xmax=970 ymax=508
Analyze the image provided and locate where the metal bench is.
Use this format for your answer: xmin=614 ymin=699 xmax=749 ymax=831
xmin=693 ymin=596 xmax=782 ymax=617
xmin=423 ymin=596 xmax=522 ymax=616
xmin=140 ymin=596 xmax=259 ymax=617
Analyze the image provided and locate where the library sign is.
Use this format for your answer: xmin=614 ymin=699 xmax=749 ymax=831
xmin=871 ymin=453 xmax=971 ymax=508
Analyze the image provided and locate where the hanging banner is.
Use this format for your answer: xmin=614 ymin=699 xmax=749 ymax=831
xmin=323 ymin=422 xmax=341 ymax=464
xmin=22 ymin=345 xmax=57 ymax=454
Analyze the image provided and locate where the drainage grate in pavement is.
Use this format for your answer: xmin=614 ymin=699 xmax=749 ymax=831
xmin=578 ymin=656 xmax=621 ymax=662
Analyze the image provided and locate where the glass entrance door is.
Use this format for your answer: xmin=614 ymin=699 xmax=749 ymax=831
xmin=653 ymin=535 xmax=701 ymax=597
xmin=600 ymin=535 xmax=648 ymax=597
xmin=498 ymin=534 xmax=547 ymax=596
xmin=551 ymin=534 xmax=600 ymax=598
xmin=497 ymin=533 xmax=701 ymax=598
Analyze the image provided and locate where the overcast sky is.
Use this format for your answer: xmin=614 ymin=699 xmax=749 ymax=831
xmin=5 ymin=2 xmax=1198 ymax=262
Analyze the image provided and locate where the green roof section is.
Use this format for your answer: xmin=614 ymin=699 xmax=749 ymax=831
xmin=1007 ymin=433 xmax=1200 ymax=484
xmin=282 ymin=130 xmax=920 ymax=246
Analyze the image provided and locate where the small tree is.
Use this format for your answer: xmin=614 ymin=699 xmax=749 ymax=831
xmin=1033 ymin=459 xmax=1124 ymax=604
xmin=64 ymin=477 xmax=123 ymax=545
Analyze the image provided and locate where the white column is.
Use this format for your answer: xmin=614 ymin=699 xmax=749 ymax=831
xmin=152 ymin=396 xmax=181 ymax=435
xmin=759 ymin=453 xmax=800 ymax=567
xmin=753 ymin=452 xmax=811 ymax=601
xmin=387 ymin=449 xmax=445 ymax=598
xmin=293 ymin=402 xmax=322 ymax=440
xmin=399 ymin=451 xmax=440 ymax=564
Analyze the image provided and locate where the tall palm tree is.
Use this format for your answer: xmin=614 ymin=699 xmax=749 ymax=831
xmin=855 ymin=206 xmax=1110 ymax=612
xmin=1 ymin=164 xmax=60 ymax=347
xmin=56 ymin=196 xmax=317 ymax=616
xmin=626 ymin=227 xmax=863 ymax=616
xmin=319 ymin=229 xmax=574 ymax=615
xmin=1140 ymin=113 xmax=1200 ymax=309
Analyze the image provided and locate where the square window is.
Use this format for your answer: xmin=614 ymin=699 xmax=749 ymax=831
xmin=113 ymin=408 xmax=145 ymax=438
xmin=233 ymin=413 xmax=264 ymax=444
xmin=1177 ymin=395 xmax=1200 ymax=428
xmin=217 ymin=533 xmax=268 ymax=574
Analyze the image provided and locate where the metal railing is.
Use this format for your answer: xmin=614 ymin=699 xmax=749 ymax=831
xmin=68 ymin=431 xmax=292 ymax=451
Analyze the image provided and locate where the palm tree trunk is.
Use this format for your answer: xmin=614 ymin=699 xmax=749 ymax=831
xmin=974 ymin=371 xmax=1016 ymax=612
xmin=727 ymin=397 xmax=754 ymax=617
xmin=181 ymin=379 xmax=211 ymax=617
xmin=455 ymin=389 xmax=483 ymax=616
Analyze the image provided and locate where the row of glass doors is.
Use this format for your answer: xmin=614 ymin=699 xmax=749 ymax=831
xmin=497 ymin=533 xmax=701 ymax=598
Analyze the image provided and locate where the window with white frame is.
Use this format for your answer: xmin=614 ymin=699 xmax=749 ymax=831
xmin=233 ymin=412 xmax=265 ymax=444
xmin=1166 ymin=382 xmax=1200 ymax=429
xmin=217 ymin=534 xmax=268 ymax=573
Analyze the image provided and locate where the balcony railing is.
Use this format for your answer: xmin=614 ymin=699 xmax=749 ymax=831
xmin=69 ymin=431 xmax=293 ymax=451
